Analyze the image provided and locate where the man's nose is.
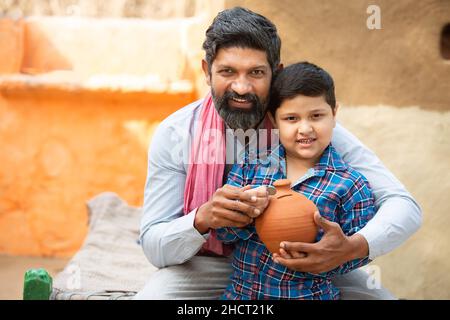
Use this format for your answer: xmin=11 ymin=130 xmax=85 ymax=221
xmin=230 ymin=76 xmax=252 ymax=95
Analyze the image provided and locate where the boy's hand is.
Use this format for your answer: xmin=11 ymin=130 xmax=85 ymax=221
xmin=271 ymin=211 xmax=369 ymax=273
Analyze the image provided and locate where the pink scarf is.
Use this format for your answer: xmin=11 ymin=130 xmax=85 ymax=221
xmin=183 ymin=92 xmax=273 ymax=256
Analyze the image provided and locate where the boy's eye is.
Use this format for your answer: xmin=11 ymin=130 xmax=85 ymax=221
xmin=312 ymin=114 xmax=324 ymax=119
xmin=285 ymin=116 xmax=297 ymax=121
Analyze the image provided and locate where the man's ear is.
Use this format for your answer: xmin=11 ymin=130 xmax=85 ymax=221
xmin=267 ymin=112 xmax=278 ymax=128
xmin=276 ymin=63 xmax=284 ymax=72
xmin=202 ymin=59 xmax=211 ymax=86
xmin=332 ymin=103 xmax=339 ymax=128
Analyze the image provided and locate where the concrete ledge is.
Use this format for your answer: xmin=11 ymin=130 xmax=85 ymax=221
xmin=0 ymin=73 xmax=196 ymax=104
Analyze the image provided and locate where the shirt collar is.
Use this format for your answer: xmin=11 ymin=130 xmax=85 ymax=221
xmin=315 ymin=144 xmax=348 ymax=172
xmin=269 ymin=143 xmax=347 ymax=175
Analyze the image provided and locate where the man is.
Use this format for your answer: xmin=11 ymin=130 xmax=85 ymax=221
xmin=134 ymin=7 xmax=421 ymax=299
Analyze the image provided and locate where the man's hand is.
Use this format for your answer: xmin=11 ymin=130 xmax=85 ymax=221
xmin=272 ymin=211 xmax=369 ymax=273
xmin=242 ymin=185 xmax=270 ymax=215
xmin=194 ymin=184 xmax=266 ymax=234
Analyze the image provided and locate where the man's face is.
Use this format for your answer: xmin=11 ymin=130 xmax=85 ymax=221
xmin=202 ymin=47 xmax=272 ymax=130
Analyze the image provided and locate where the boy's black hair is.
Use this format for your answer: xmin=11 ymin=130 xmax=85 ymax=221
xmin=202 ymin=7 xmax=281 ymax=73
xmin=269 ymin=62 xmax=336 ymax=116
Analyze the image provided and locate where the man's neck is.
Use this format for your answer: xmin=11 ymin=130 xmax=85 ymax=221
xmin=225 ymin=118 xmax=267 ymax=147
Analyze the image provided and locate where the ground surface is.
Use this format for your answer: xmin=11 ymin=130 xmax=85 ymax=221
xmin=0 ymin=254 xmax=69 ymax=300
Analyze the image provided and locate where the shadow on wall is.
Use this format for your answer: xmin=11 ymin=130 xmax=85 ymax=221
xmin=0 ymin=19 xmax=73 ymax=74
xmin=441 ymin=23 xmax=450 ymax=60
xmin=21 ymin=20 xmax=73 ymax=74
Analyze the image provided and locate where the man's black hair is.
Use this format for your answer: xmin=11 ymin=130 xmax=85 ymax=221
xmin=202 ymin=7 xmax=281 ymax=73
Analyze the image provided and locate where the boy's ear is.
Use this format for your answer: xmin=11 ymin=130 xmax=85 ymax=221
xmin=333 ymin=103 xmax=340 ymax=116
xmin=267 ymin=112 xmax=278 ymax=128
xmin=202 ymin=59 xmax=211 ymax=86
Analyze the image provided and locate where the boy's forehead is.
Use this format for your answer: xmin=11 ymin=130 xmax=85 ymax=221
xmin=279 ymin=95 xmax=331 ymax=111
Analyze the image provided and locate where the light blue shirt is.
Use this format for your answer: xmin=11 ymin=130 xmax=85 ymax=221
xmin=140 ymin=99 xmax=422 ymax=268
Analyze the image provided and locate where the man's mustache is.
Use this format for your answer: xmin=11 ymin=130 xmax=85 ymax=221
xmin=222 ymin=91 xmax=258 ymax=106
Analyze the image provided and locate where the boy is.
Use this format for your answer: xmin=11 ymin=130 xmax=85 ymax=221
xmin=217 ymin=62 xmax=375 ymax=299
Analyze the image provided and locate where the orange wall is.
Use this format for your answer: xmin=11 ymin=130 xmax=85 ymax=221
xmin=0 ymin=84 xmax=195 ymax=257
xmin=0 ymin=16 xmax=200 ymax=257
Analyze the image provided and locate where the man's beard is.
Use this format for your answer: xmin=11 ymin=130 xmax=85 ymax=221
xmin=211 ymin=89 xmax=268 ymax=131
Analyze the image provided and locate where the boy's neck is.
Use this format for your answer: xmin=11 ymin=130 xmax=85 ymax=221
xmin=285 ymin=153 xmax=320 ymax=183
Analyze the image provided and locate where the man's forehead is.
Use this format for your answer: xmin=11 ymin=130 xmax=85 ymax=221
xmin=213 ymin=47 xmax=270 ymax=68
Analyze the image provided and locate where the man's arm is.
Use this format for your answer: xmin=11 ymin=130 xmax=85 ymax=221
xmin=324 ymin=174 xmax=375 ymax=275
xmin=332 ymin=123 xmax=422 ymax=259
xmin=273 ymin=123 xmax=422 ymax=273
xmin=140 ymin=110 xmax=261 ymax=268
xmin=140 ymin=119 xmax=207 ymax=268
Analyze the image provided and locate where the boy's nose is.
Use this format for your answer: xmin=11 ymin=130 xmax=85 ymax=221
xmin=298 ymin=122 xmax=313 ymax=134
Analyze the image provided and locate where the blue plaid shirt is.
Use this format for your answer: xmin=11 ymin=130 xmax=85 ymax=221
xmin=217 ymin=144 xmax=375 ymax=300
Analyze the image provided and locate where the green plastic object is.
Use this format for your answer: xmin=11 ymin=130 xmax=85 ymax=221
xmin=23 ymin=268 xmax=53 ymax=300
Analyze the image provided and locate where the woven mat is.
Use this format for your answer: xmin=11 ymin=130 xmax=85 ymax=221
xmin=51 ymin=192 xmax=156 ymax=300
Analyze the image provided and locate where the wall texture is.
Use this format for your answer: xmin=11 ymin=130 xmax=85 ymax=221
xmin=227 ymin=0 xmax=450 ymax=110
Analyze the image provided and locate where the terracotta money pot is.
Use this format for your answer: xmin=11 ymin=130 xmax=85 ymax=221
xmin=255 ymin=179 xmax=318 ymax=254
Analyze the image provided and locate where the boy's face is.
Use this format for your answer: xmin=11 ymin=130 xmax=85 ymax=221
xmin=202 ymin=47 xmax=273 ymax=130
xmin=272 ymin=94 xmax=337 ymax=165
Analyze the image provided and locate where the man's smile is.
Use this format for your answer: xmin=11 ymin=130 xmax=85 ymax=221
xmin=228 ymin=97 xmax=253 ymax=109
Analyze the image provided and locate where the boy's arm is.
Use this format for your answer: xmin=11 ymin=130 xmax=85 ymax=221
xmin=216 ymin=224 xmax=256 ymax=243
xmin=216 ymin=164 xmax=257 ymax=242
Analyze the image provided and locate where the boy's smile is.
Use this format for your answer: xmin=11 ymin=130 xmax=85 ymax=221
xmin=296 ymin=137 xmax=317 ymax=146
xmin=272 ymin=94 xmax=337 ymax=168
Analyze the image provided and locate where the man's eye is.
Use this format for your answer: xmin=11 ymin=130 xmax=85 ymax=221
xmin=219 ymin=69 xmax=234 ymax=75
xmin=251 ymin=70 xmax=265 ymax=76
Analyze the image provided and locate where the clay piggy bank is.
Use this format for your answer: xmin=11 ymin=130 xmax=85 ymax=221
xmin=255 ymin=179 xmax=318 ymax=254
